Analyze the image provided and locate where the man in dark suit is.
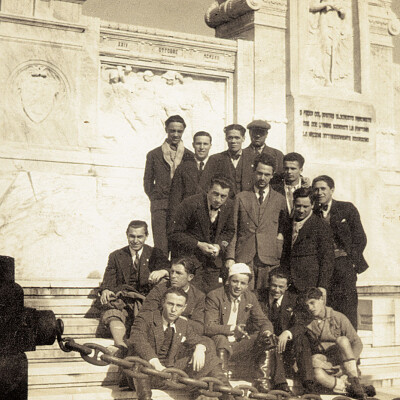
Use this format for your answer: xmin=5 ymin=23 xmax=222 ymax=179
xmin=242 ymin=119 xmax=284 ymax=176
xmin=225 ymin=153 xmax=287 ymax=290
xmin=205 ymin=263 xmax=291 ymax=393
xmin=313 ymin=175 xmax=369 ymax=329
xmin=258 ymin=268 xmax=316 ymax=394
xmin=143 ymin=115 xmax=193 ymax=255
xmin=127 ymin=287 xmax=233 ymax=400
xmin=272 ymin=152 xmax=310 ymax=215
xmin=169 ymin=131 xmax=215 ymax=218
xmin=207 ymin=124 xmax=254 ymax=196
xmin=140 ymin=257 xmax=205 ymax=333
xmin=169 ymin=175 xmax=235 ymax=293
xmin=280 ymin=187 xmax=335 ymax=299
xmin=99 ymin=220 xmax=170 ymax=351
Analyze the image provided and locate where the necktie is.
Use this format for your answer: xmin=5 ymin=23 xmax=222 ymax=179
xmin=287 ymin=186 xmax=295 ymax=211
xmin=230 ymin=153 xmax=240 ymax=161
xmin=159 ymin=324 xmax=174 ymax=364
xmin=133 ymin=251 xmax=140 ymax=272
xmin=270 ymin=299 xmax=279 ymax=322
xmin=199 ymin=161 xmax=204 ymax=171
xmin=258 ymin=189 xmax=264 ymax=205
xmin=209 ymin=207 xmax=219 ymax=223
xmin=232 ymin=298 xmax=239 ymax=313
xmin=291 ymin=223 xmax=299 ymax=247
xmin=254 ymin=147 xmax=262 ymax=155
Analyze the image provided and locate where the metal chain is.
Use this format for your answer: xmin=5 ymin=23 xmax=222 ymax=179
xmin=58 ymin=336 xmax=381 ymax=400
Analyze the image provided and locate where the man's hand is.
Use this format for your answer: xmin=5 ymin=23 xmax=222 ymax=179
xmin=100 ymin=289 xmax=116 ymax=305
xmin=149 ymin=358 xmax=165 ymax=371
xmin=277 ymin=330 xmax=292 ymax=353
xmin=318 ymin=287 xmax=327 ymax=304
xmin=234 ymin=324 xmax=250 ymax=341
xmin=197 ymin=242 xmax=218 ymax=256
xmin=211 ymin=244 xmax=220 ymax=257
xmin=191 ymin=344 xmax=206 ymax=372
xmin=225 ymin=259 xmax=235 ymax=269
xmin=149 ymin=270 xmax=169 ymax=284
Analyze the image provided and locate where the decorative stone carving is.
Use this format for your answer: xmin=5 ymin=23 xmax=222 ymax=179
xmin=8 ymin=62 xmax=69 ymax=124
xmin=205 ymin=0 xmax=262 ymax=28
xmin=308 ymin=0 xmax=353 ymax=87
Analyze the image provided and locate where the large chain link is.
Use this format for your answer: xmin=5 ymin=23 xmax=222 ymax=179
xmin=58 ymin=337 xmax=380 ymax=400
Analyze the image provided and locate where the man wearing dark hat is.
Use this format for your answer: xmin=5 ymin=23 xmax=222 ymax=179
xmin=143 ymin=115 xmax=193 ymax=255
xmin=243 ymin=119 xmax=284 ymax=176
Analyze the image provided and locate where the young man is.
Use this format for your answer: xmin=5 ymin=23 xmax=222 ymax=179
xmin=99 ymin=220 xmax=170 ymax=352
xmin=208 ymin=124 xmax=254 ymax=196
xmin=272 ymin=152 xmax=309 ymax=215
xmin=169 ymin=131 xmax=215 ymax=217
xmin=169 ymin=175 xmax=235 ymax=293
xmin=242 ymin=119 xmax=284 ymax=175
xmin=140 ymin=257 xmax=206 ymax=333
xmin=313 ymin=175 xmax=368 ymax=329
xmin=205 ymin=263 xmax=291 ymax=393
xmin=280 ymin=187 xmax=335 ymax=297
xmin=225 ymin=153 xmax=287 ymax=290
xmin=143 ymin=115 xmax=193 ymax=255
xmin=127 ymin=287 xmax=233 ymax=400
xmin=303 ymin=288 xmax=368 ymax=399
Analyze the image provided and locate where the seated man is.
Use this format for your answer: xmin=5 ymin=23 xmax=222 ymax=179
xmin=99 ymin=220 xmax=170 ymax=353
xmin=303 ymin=287 xmax=369 ymax=399
xmin=127 ymin=287 xmax=233 ymax=400
xmin=258 ymin=268 xmax=316 ymax=394
xmin=205 ymin=263 xmax=291 ymax=393
xmin=140 ymin=257 xmax=205 ymax=333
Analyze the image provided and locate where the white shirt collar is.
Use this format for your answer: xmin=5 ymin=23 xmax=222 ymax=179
xmin=129 ymin=247 xmax=143 ymax=258
xmin=293 ymin=210 xmax=313 ymax=229
xmin=284 ymin=180 xmax=302 ymax=191
xmin=322 ymin=200 xmax=333 ymax=217
xmin=195 ymin=156 xmax=209 ymax=168
xmin=269 ymin=294 xmax=284 ymax=307
xmin=254 ymin=185 xmax=270 ymax=199
xmin=162 ymin=316 xmax=176 ymax=331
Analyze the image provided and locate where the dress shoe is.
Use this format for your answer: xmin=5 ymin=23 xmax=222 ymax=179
xmin=347 ymin=377 xmax=367 ymax=400
xmin=272 ymin=382 xmax=292 ymax=394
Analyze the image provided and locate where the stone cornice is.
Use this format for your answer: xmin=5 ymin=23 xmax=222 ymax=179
xmin=368 ymin=0 xmax=400 ymax=36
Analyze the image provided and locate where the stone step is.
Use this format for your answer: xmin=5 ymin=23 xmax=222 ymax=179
xmin=360 ymin=364 xmax=400 ymax=388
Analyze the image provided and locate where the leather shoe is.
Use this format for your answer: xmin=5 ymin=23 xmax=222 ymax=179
xmin=272 ymin=382 xmax=292 ymax=394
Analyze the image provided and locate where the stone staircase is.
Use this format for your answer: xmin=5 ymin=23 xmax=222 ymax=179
xmin=21 ymin=280 xmax=400 ymax=399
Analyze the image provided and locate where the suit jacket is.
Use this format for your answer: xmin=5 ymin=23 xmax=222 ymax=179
xmin=280 ymin=214 xmax=335 ymax=292
xmin=129 ymin=309 xmax=209 ymax=363
xmin=168 ymin=156 xmax=217 ymax=218
xmin=258 ymin=289 xmax=298 ymax=336
xmin=169 ymin=193 xmax=235 ymax=268
xmin=226 ymin=188 xmax=287 ymax=265
xmin=242 ymin=144 xmax=284 ymax=175
xmin=140 ymin=281 xmax=205 ymax=333
xmin=315 ymin=200 xmax=369 ymax=274
xmin=99 ymin=244 xmax=170 ymax=296
xmin=205 ymin=286 xmax=273 ymax=337
xmin=207 ymin=150 xmax=254 ymax=196
xmin=143 ymin=145 xmax=193 ymax=210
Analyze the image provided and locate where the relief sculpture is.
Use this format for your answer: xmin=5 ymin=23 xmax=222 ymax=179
xmin=308 ymin=0 xmax=353 ymax=87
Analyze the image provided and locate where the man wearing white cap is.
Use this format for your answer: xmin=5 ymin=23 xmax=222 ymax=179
xmin=205 ymin=263 xmax=291 ymax=393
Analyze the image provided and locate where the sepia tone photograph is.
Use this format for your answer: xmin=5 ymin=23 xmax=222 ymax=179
xmin=0 ymin=0 xmax=399 ymax=399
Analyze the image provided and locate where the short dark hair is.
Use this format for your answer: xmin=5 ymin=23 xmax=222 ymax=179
xmin=253 ymin=153 xmax=275 ymax=172
xmin=312 ymin=175 xmax=335 ymax=189
xmin=224 ymin=124 xmax=246 ymax=137
xmin=268 ymin=268 xmax=289 ymax=284
xmin=171 ymin=257 xmax=197 ymax=275
xmin=293 ymin=187 xmax=314 ymax=204
xmin=165 ymin=115 xmax=186 ymax=129
xmin=283 ymin=152 xmax=305 ymax=169
xmin=209 ymin=174 xmax=232 ymax=191
xmin=304 ymin=287 xmax=323 ymax=301
xmin=193 ymin=131 xmax=212 ymax=143
xmin=162 ymin=287 xmax=188 ymax=303
xmin=126 ymin=220 xmax=148 ymax=236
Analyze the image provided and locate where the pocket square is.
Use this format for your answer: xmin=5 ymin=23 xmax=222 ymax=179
xmin=181 ymin=336 xmax=186 ymax=343
xmin=341 ymin=219 xmax=346 ymax=223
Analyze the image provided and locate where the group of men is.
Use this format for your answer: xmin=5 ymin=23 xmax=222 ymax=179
xmin=98 ymin=115 xmax=372 ymax=399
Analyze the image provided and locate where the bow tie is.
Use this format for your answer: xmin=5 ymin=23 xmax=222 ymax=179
xmin=320 ymin=204 xmax=329 ymax=211
xmin=210 ymin=206 xmax=220 ymax=211
xmin=230 ymin=153 xmax=241 ymax=160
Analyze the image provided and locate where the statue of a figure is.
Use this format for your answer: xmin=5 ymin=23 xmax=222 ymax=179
xmin=309 ymin=0 xmax=350 ymax=86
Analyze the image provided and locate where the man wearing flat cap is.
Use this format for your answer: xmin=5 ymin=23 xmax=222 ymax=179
xmin=205 ymin=263 xmax=292 ymax=393
xmin=243 ymin=120 xmax=284 ymax=177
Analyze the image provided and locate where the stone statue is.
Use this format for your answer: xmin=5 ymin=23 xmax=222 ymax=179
xmin=309 ymin=0 xmax=351 ymax=86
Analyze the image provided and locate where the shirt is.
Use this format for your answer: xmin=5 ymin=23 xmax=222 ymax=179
xmin=129 ymin=247 xmax=143 ymax=266
xmin=207 ymin=198 xmax=220 ymax=223
xmin=254 ymin=185 xmax=270 ymax=202
xmin=284 ymin=180 xmax=302 ymax=213
xmin=162 ymin=317 xmax=176 ymax=332
xmin=292 ymin=211 xmax=313 ymax=246
xmin=195 ymin=156 xmax=209 ymax=171
xmin=227 ymin=296 xmax=241 ymax=342
xmin=322 ymin=200 xmax=333 ymax=219
xmin=251 ymin=144 xmax=265 ymax=155
xmin=229 ymin=150 xmax=242 ymax=168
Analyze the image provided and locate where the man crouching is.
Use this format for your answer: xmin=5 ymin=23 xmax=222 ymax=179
xmin=126 ymin=287 xmax=233 ymax=400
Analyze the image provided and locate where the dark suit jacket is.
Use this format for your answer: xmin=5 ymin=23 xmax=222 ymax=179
xmin=143 ymin=145 xmax=193 ymax=210
xmin=280 ymin=214 xmax=335 ymax=292
xmin=129 ymin=309 xmax=209 ymax=363
xmin=316 ymin=200 xmax=369 ymax=274
xmin=99 ymin=244 xmax=170 ymax=296
xmin=168 ymin=156 xmax=217 ymax=218
xmin=226 ymin=188 xmax=287 ymax=265
xmin=140 ymin=281 xmax=205 ymax=333
xmin=205 ymin=286 xmax=273 ymax=337
xmin=258 ymin=289 xmax=298 ymax=336
xmin=169 ymin=193 xmax=235 ymax=268
xmin=207 ymin=150 xmax=254 ymax=196
xmin=242 ymin=144 xmax=284 ymax=175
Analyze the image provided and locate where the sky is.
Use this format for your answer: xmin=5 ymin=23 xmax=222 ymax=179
xmin=82 ymin=0 xmax=400 ymax=64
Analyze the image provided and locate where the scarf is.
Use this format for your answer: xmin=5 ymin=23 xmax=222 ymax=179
xmin=161 ymin=140 xmax=185 ymax=179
